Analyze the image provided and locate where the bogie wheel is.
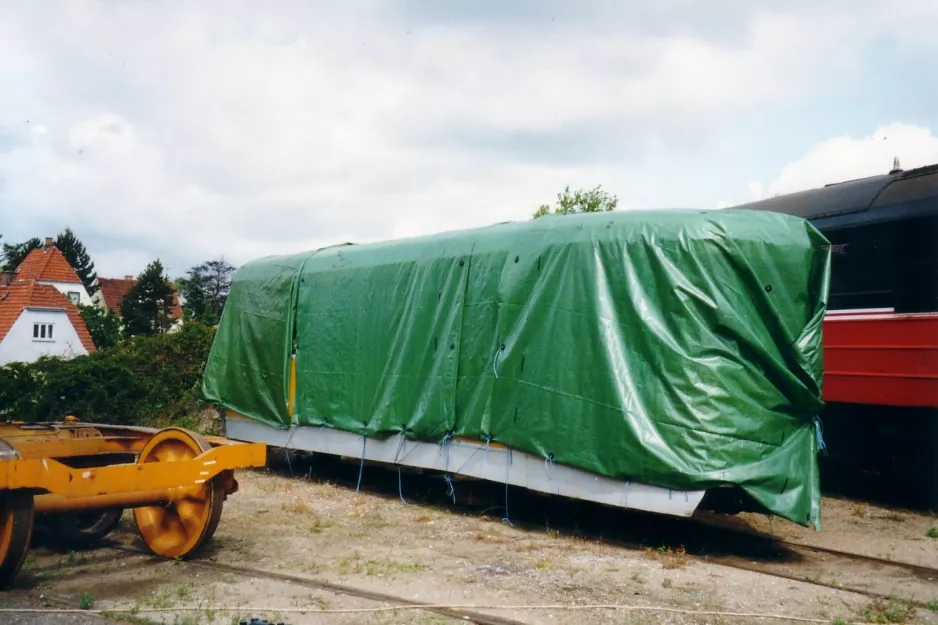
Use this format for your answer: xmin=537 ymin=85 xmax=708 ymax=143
xmin=53 ymin=509 xmax=123 ymax=547
xmin=133 ymin=428 xmax=224 ymax=559
xmin=0 ymin=490 xmax=36 ymax=588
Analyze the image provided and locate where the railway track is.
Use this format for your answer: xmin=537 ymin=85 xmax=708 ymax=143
xmin=91 ymin=542 xmax=527 ymax=625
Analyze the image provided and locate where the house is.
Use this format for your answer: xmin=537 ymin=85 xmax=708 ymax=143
xmin=0 ymin=277 xmax=97 ymax=365
xmin=93 ymin=275 xmax=184 ymax=331
xmin=13 ymin=238 xmax=93 ymax=307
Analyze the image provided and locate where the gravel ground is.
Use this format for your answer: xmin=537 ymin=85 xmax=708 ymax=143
xmin=6 ymin=467 xmax=938 ymax=625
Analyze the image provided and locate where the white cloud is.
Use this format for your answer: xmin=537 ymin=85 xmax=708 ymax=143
xmin=766 ymin=123 xmax=938 ymax=196
xmin=1 ymin=1 xmax=937 ymax=276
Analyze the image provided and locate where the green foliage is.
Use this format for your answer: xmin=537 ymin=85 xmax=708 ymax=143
xmin=927 ymin=526 xmax=938 ymax=539
xmin=0 ymin=322 xmax=216 ymax=427
xmin=532 ymin=185 xmax=618 ymax=219
xmin=121 ymin=259 xmax=176 ymax=337
xmin=177 ymin=258 xmax=236 ymax=325
xmin=55 ymin=227 xmax=99 ymax=295
xmin=861 ymin=597 xmax=916 ymax=623
xmin=79 ymin=592 xmax=95 ymax=610
xmin=1 ymin=237 xmax=41 ymax=271
xmin=79 ymin=304 xmax=123 ymax=351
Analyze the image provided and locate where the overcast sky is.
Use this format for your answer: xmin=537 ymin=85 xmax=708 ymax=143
xmin=2 ymin=1 xmax=937 ymax=279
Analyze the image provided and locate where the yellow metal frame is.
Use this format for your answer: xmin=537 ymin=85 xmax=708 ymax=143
xmin=0 ymin=417 xmax=268 ymax=587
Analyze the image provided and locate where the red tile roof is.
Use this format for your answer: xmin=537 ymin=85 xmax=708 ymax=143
xmin=97 ymin=277 xmax=184 ymax=320
xmin=15 ymin=245 xmax=83 ymax=284
xmin=0 ymin=279 xmax=97 ymax=354
xmin=96 ymin=277 xmax=136 ymax=312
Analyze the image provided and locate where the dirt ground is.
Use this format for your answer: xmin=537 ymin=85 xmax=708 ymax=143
xmin=3 ymin=467 xmax=938 ymax=625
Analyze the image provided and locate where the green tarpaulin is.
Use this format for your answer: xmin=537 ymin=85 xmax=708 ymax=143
xmin=203 ymin=209 xmax=831 ymax=528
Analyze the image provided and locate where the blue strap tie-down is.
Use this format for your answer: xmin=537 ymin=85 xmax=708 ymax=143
xmin=813 ymin=415 xmax=828 ymax=456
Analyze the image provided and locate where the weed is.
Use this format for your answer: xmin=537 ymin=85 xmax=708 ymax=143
xmin=338 ymin=553 xmax=423 ymax=577
xmin=535 ymin=560 xmax=550 ymax=570
xmin=516 ymin=542 xmax=539 ymax=552
xmin=282 ymin=498 xmax=311 ymax=514
xmin=926 ymin=527 xmax=938 ymax=539
xmin=631 ymin=571 xmax=645 ymax=584
xmin=309 ymin=516 xmax=333 ymax=533
xmin=852 ymin=504 xmax=868 ymax=518
xmin=362 ymin=507 xmax=389 ymax=528
xmin=475 ymin=532 xmax=507 ymax=544
xmin=546 ymin=527 xmax=560 ymax=538
xmin=414 ymin=513 xmax=435 ymax=523
xmin=832 ymin=619 xmax=848 ymax=625
xmin=861 ymin=597 xmax=916 ymax=623
xmin=643 ymin=545 xmax=688 ymax=569
xmin=925 ymin=600 xmax=938 ymax=612
xmin=79 ymin=592 xmax=94 ymax=610
xmin=22 ymin=555 xmax=36 ymax=569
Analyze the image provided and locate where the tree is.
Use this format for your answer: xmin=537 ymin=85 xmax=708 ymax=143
xmin=120 ymin=260 xmax=176 ymax=337
xmin=177 ymin=259 xmax=236 ymax=325
xmin=79 ymin=304 xmax=123 ymax=351
xmin=1 ymin=237 xmax=41 ymax=271
xmin=532 ymin=185 xmax=618 ymax=219
xmin=55 ymin=228 xmax=99 ymax=295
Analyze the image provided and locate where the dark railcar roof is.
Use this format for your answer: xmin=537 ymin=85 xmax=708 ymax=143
xmin=728 ymin=164 xmax=938 ymax=230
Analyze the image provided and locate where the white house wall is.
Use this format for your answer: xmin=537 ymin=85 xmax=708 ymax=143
xmin=0 ymin=308 xmax=90 ymax=365
xmin=39 ymin=281 xmax=92 ymax=307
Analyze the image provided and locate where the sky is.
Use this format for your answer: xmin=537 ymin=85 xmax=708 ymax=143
xmin=1 ymin=1 xmax=937 ymax=279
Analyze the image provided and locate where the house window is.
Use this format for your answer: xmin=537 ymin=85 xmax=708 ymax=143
xmin=67 ymin=291 xmax=80 ymax=305
xmin=33 ymin=323 xmax=54 ymax=341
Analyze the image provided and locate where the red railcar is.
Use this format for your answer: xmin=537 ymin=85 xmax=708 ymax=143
xmin=730 ymin=163 xmax=938 ymax=507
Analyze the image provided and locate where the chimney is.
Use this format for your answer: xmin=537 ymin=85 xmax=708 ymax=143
xmin=44 ymin=237 xmax=54 ymax=248
xmin=0 ymin=271 xmax=13 ymax=287
xmin=124 ymin=275 xmax=133 ymax=280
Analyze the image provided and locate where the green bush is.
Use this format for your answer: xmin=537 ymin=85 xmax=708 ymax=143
xmin=0 ymin=322 xmax=216 ymax=428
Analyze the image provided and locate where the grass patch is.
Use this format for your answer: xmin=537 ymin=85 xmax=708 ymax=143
xmin=282 ymin=498 xmax=312 ymax=514
xmin=79 ymin=592 xmax=95 ymax=610
xmin=926 ymin=527 xmax=938 ymax=539
xmin=337 ymin=553 xmax=424 ymax=577
xmin=643 ymin=545 xmax=689 ymax=570
xmin=475 ymin=532 xmax=507 ymax=544
xmin=861 ymin=597 xmax=916 ymax=623
xmin=362 ymin=507 xmax=390 ymax=528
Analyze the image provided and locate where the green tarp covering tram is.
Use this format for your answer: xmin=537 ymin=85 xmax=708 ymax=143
xmin=203 ymin=209 xmax=831 ymax=529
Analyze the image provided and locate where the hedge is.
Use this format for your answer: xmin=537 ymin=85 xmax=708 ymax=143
xmin=0 ymin=322 xmax=216 ymax=429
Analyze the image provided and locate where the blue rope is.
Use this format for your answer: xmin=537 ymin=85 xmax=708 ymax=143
xmin=813 ymin=415 xmax=828 ymax=456
xmin=355 ymin=434 xmax=367 ymax=493
xmin=282 ymin=424 xmax=299 ymax=479
xmin=439 ymin=431 xmax=454 ymax=471
xmin=493 ymin=348 xmax=501 ymax=379
xmin=397 ymin=466 xmax=416 ymax=507
xmin=544 ymin=453 xmax=555 ymax=480
xmin=502 ymin=448 xmax=513 ymax=526
xmin=443 ymin=474 xmax=456 ymax=504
